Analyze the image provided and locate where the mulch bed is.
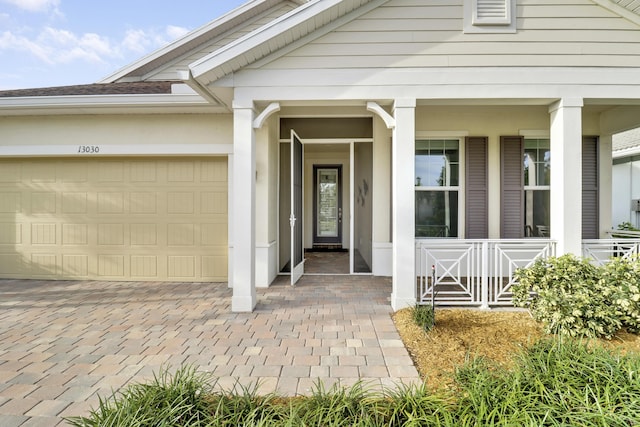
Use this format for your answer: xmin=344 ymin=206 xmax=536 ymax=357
xmin=393 ymin=308 xmax=640 ymax=391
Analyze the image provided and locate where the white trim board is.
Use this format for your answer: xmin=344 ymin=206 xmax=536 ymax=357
xmin=0 ymin=144 xmax=233 ymax=157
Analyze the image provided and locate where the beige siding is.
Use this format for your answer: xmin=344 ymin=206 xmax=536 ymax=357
xmin=0 ymin=158 xmax=228 ymax=282
xmin=261 ymin=0 xmax=640 ymax=70
xmin=149 ymin=3 xmax=297 ymax=81
xmin=0 ymin=114 xmax=232 ymax=147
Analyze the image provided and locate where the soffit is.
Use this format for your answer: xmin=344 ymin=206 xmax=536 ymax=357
xmin=591 ymin=0 xmax=640 ymax=25
xmin=609 ymin=0 xmax=640 ymax=15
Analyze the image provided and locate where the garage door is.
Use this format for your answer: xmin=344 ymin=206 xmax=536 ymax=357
xmin=0 ymin=157 xmax=227 ymax=282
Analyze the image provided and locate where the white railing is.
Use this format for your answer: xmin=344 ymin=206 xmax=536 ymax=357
xmin=417 ymin=239 xmax=556 ymax=308
xmin=582 ymin=239 xmax=640 ymax=266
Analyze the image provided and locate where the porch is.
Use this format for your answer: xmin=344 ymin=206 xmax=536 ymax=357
xmin=417 ymin=236 xmax=640 ymax=308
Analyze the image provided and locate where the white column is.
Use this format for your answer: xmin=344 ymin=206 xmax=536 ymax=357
xmin=391 ymin=98 xmax=417 ymax=311
xmin=549 ymin=98 xmax=583 ymax=255
xmin=227 ymin=154 xmax=234 ymax=288
xmin=231 ymin=101 xmax=257 ymax=312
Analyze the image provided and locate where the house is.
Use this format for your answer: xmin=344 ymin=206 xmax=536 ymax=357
xmin=613 ymin=128 xmax=640 ymax=229
xmin=1 ymin=0 xmax=640 ymax=312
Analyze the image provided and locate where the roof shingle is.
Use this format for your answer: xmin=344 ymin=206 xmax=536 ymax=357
xmin=0 ymin=81 xmax=175 ymax=98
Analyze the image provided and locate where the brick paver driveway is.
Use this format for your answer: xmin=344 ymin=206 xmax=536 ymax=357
xmin=0 ymin=275 xmax=420 ymax=426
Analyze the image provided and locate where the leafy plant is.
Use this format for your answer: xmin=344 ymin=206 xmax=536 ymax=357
xmin=601 ymin=255 xmax=640 ymax=333
xmin=617 ymin=221 xmax=640 ymax=232
xmin=411 ymin=303 xmax=435 ymax=332
xmin=512 ymin=254 xmax=620 ymax=339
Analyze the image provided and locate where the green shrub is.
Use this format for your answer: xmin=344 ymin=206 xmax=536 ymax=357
xmin=601 ymin=255 xmax=640 ymax=333
xmin=512 ymin=254 xmax=620 ymax=339
xmin=411 ymin=303 xmax=435 ymax=331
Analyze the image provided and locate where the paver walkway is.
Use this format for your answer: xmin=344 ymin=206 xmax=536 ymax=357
xmin=0 ymin=275 xmax=420 ymax=426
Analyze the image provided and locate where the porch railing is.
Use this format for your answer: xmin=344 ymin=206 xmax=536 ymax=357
xmin=419 ymin=237 xmax=640 ymax=308
xmin=417 ymin=239 xmax=556 ymax=308
xmin=582 ymin=238 xmax=640 ymax=266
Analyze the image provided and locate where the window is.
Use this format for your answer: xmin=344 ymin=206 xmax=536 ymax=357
xmin=524 ymin=139 xmax=550 ymax=237
xmin=415 ymin=139 xmax=459 ymax=237
xmin=503 ymin=135 xmax=597 ymax=239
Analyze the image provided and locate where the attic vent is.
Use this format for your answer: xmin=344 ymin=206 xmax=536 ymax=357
xmin=473 ymin=0 xmax=510 ymax=25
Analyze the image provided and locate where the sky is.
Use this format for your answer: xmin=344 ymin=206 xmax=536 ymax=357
xmin=0 ymin=0 xmax=247 ymax=90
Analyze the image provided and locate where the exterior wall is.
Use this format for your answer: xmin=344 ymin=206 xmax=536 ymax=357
xmin=265 ymin=0 xmax=639 ymax=71
xmin=150 ymin=3 xmax=298 ymax=81
xmin=0 ymin=114 xmax=233 ymax=150
xmin=415 ymin=105 xmax=549 ymax=239
xmin=372 ymin=115 xmax=392 ymax=275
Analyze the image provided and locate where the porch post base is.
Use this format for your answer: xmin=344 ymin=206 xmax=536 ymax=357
xmin=232 ymin=295 xmax=257 ymax=312
xmin=391 ymin=294 xmax=416 ymax=311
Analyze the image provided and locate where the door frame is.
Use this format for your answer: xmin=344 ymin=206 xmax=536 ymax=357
xmin=277 ymin=138 xmax=374 ymax=276
xmin=312 ymin=164 xmax=343 ymax=247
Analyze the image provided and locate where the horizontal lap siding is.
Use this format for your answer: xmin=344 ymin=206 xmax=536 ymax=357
xmin=264 ymin=0 xmax=640 ymax=70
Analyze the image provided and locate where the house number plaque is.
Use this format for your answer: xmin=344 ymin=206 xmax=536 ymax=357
xmin=77 ymin=145 xmax=100 ymax=154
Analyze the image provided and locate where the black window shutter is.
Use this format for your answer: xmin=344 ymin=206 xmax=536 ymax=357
xmin=501 ymin=136 xmax=524 ymax=238
xmin=582 ymin=136 xmax=599 ymax=239
xmin=466 ymin=137 xmax=488 ymax=238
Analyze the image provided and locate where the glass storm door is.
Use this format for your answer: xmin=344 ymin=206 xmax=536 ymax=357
xmin=290 ymin=130 xmax=304 ymax=286
xmin=313 ymin=165 xmax=342 ymax=246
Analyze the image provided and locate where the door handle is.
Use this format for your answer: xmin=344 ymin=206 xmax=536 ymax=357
xmin=338 ymin=208 xmax=342 ymax=223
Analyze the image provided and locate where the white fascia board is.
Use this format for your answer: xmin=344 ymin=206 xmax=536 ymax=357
xmin=0 ymin=94 xmax=214 ymax=115
xmin=590 ymin=0 xmax=640 ymax=26
xmin=99 ymin=0 xmax=278 ymax=83
xmin=190 ymin=0 xmax=364 ymax=84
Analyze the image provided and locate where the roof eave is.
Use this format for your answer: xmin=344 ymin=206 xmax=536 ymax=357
xmin=99 ymin=0 xmax=290 ymax=84
xmin=0 ymin=93 xmax=222 ymax=116
xmin=189 ymin=0 xmax=379 ymax=86
xmin=590 ymin=0 xmax=640 ymax=26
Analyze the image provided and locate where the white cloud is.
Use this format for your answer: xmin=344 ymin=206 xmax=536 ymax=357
xmin=122 ymin=25 xmax=189 ymax=54
xmin=166 ymin=25 xmax=189 ymax=40
xmin=122 ymin=29 xmax=152 ymax=54
xmin=0 ymin=30 xmax=52 ymax=63
xmin=0 ymin=27 xmax=119 ymax=65
xmin=1 ymin=0 xmax=60 ymax=13
xmin=0 ymin=23 xmax=191 ymax=72
xmin=37 ymin=27 xmax=119 ymax=63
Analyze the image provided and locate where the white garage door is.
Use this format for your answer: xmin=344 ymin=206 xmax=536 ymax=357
xmin=0 ymin=157 xmax=228 ymax=282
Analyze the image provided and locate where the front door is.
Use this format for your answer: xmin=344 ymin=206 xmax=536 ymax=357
xmin=313 ymin=165 xmax=342 ymax=247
